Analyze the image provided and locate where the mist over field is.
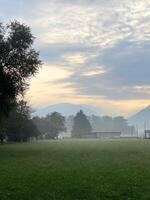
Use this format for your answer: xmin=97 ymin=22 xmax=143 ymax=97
xmin=1 ymin=0 xmax=150 ymax=199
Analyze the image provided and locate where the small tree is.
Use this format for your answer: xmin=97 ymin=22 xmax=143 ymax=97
xmin=0 ymin=21 xmax=41 ymax=119
xmin=72 ymin=110 xmax=92 ymax=138
xmin=45 ymin=112 xmax=66 ymax=139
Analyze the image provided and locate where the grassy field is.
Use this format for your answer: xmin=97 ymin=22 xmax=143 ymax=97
xmin=0 ymin=139 xmax=150 ymax=200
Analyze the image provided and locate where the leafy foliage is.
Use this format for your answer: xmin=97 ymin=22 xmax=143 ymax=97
xmin=0 ymin=21 xmax=41 ymax=118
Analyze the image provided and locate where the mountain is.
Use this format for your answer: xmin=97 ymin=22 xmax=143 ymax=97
xmin=32 ymin=103 xmax=101 ymax=117
xmin=128 ymin=105 xmax=150 ymax=132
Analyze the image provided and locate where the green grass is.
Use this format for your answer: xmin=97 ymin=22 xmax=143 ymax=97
xmin=0 ymin=139 xmax=150 ymax=200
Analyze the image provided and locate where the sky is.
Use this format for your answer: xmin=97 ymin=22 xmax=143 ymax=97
xmin=1 ymin=0 xmax=150 ymax=116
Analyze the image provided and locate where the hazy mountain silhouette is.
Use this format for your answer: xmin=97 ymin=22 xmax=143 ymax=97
xmin=128 ymin=105 xmax=150 ymax=130
xmin=33 ymin=103 xmax=101 ymax=117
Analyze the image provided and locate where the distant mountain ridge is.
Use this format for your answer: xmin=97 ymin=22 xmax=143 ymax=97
xmin=33 ymin=103 xmax=100 ymax=117
xmin=128 ymin=105 xmax=150 ymax=130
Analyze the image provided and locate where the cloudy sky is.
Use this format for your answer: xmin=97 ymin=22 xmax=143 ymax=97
xmin=1 ymin=0 xmax=150 ymax=116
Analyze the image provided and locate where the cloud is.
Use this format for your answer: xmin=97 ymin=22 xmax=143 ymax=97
xmin=1 ymin=0 xmax=150 ymax=115
xmin=58 ymin=39 xmax=150 ymax=100
xmin=82 ymin=67 xmax=106 ymax=77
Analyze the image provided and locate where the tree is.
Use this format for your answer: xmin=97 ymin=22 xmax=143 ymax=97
xmin=0 ymin=21 xmax=41 ymax=119
xmin=72 ymin=110 xmax=92 ymax=138
xmin=32 ymin=116 xmax=46 ymax=137
xmin=6 ymin=100 xmax=40 ymax=142
xmin=45 ymin=112 xmax=66 ymax=139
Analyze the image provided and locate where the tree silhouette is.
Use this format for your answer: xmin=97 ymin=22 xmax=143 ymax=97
xmin=45 ymin=112 xmax=66 ymax=139
xmin=72 ymin=110 xmax=92 ymax=138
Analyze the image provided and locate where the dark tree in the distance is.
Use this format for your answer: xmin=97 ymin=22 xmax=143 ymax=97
xmin=0 ymin=21 xmax=41 ymax=119
xmin=72 ymin=110 xmax=92 ymax=138
xmin=45 ymin=112 xmax=66 ymax=139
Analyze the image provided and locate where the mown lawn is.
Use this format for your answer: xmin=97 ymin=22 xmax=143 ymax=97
xmin=0 ymin=139 xmax=150 ymax=200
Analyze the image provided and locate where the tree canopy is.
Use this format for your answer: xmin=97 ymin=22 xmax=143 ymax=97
xmin=72 ymin=110 xmax=92 ymax=138
xmin=33 ymin=112 xmax=66 ymax=139
xmin=0 ymin=21 xmax=41 ymax=118
xmin=45 ymin=112 xmax=66 ymax=139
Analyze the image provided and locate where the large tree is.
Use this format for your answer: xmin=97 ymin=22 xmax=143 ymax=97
xmin=0 ymin=21 xmax=41 ymax=119
xmin=72 ymin=110 xmax=92 ymax=138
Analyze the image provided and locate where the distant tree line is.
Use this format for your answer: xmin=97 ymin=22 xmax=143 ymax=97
xmin=33 ymin=110 xmax=136 ymax=139
xmin=33 ymin=112 xmax=66 ymax=139
xmin=88 ymin=115 xmax=136 ymax=135
xmin=32 ymin=110 xmax=137 ymax=139
xmin=0 ymin=106 xmax=136 ymax=142
xmin=32 ymin=110 xmax=91 ymax=139
xmin=0 ymin=102 xmax=67 ymax=142
xmin=65 ymin=112 xmax=136 ymax=137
